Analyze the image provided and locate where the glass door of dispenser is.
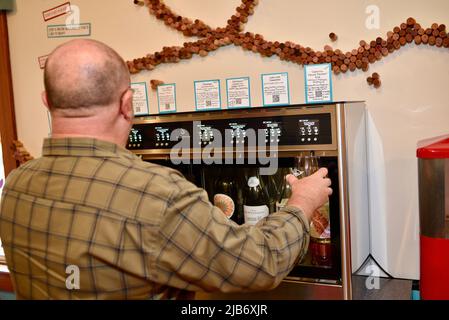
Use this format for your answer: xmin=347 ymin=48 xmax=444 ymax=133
xmin=155 ymin=155 xmax=342 ymax=285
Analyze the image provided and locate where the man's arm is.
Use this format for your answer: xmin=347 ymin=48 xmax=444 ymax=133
xmin=149 ymin=169 xmax=331 ymax=293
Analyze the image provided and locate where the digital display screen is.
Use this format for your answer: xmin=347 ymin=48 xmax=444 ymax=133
xmin=128 ymin=113 xmax=332 ymax=150
xmin=155 ymin=127 xmax=170 ymax=141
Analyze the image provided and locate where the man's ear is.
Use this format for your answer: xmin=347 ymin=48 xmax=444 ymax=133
xmin=119 ymin=89 xmax=134 ymax=121
xmin=41 ymin=91 xmax=51 ymax=111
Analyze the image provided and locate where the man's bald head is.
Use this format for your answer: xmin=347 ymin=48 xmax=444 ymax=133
xmin=44 ymin=39 xmax=130 ymax=115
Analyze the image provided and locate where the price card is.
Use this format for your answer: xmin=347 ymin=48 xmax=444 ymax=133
xmin=131 ymin=82 xmax=150 ymax=116
xmin=261 ymin=72 xmax=290 ymax=107
xmin=304 ymin=63 xmax=333 ymax=104
xmin=157 ymin=83 xmax=177 ymax=114
xmin=226 ymin=77 xmax=251 ymax=109
xmin=194 ymin=79 xmax=221 ymax=111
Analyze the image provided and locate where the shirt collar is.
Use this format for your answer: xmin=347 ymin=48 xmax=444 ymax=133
xmin=42 ymin=137 xmax=139 ymax=160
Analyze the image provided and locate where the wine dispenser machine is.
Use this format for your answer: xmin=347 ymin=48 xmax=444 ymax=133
xmin=127 ymin=102 xmax=369 ymax=300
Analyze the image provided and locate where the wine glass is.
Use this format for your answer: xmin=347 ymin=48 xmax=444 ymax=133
xmin=295 ymin=151 xmax=319 ymax=178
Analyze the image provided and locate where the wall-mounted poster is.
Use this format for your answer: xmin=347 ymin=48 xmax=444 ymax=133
xmin=194 ymin=79 xmax=221 ymax=111
xmin=226 ymin=77 xmax=251 ymax=109
xmin=304 ymin=63 xmax=333 ymax=104
xmin=157 ymin=83 xmax=177 ymax=114
xmin=261 ymin=72 xmax=290 ymax=107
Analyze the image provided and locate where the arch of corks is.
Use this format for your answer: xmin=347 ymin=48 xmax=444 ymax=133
xmin=128 ymin=0 xmax=448 ymax=89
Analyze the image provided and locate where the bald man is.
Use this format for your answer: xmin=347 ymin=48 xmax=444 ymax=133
xmin=0 ymin=39 xmax=332 ymax=300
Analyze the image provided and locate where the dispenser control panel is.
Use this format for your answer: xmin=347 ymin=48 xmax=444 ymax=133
xmin=128 ymin=113 xmax=332 ymax=150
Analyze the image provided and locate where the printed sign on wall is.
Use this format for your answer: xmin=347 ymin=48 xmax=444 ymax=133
xmin=261 ymin=72 xmax=290 ymax=107
xmin=38 ymin=55 xmax=49 ymax=69
xmin=304 ymin=63 xmax=333 ymax=104
xmin=226 ymin=77 xmax=251 ymax=109
xmin=157 ymin=83 xmax=177 ymax=114
xmin=194 ymin=79 xmax=221 ymax=111
xmin=131 ymin=82 xmax=150 ymax=116
xmin=47 ymin=23 xmax=91 ymax=38
xmin=42 ymin=2 xmax=71 ymax=22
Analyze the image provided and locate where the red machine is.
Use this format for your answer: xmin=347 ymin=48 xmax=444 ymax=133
xmin=417 ymin=135 xmax=449 ymax=300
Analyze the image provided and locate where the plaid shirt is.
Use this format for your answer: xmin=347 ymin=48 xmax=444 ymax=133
xmin=0 ymin=138 xmax=310 ymax=300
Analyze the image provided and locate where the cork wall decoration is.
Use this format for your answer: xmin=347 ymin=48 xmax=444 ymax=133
xmin=128 ymin=0 xmax=449 ymax=89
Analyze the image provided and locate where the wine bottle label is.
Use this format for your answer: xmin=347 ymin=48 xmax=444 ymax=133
xmin=244 ymin=205 xmax=269 ymax=225
xmin=247 ymin=177 xmax=260 ymax=188
xmin=275 ymin=198 xmax=289 ymax=212
xmin=310 ymin=202 xmax=331 ymax=239
xmin=214 ymin=194 xmax=235 ymax=219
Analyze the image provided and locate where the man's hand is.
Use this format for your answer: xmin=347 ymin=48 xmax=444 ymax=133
xmin=286 ymin=168 xmax=333 ymax=222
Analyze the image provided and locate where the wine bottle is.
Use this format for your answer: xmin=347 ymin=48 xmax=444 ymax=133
xmin=297 ymin=152 xmax=332 ymax=267
xmin=276 ymin=168 xmax=293 ymax=212
xmin=243 ymin=168 xmax=270 ymax=226
xmin=213 ymin=167 xmax=243 ymax=224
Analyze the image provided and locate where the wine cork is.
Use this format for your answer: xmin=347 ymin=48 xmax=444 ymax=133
xmin=372 ymin=72 xmax=380 ymax=80
xmin=150 ymin=79 xmax=165 ymax=90
xmin=421 ymin=34 xmax=429 ymax=44
xmin=333 ymin=65 xmax=341 ymax=75
xmin=443 ymin=37 xmax=449 ymax=48
xmin=373 ymin=78 xmax=381 ymax=88
xmin=407 ymin=17 xmax=416 ymax=26
xmin=406 ymin=34 xmax=413 ymax=43
xmin=429 ymin=36 xmax=436 ymax=46
xmin=414 ymin=35 xmax=422 ymax=45
xmin=362 ymin=62 xmax=369 ymax=72
xmin=329 ymin=32 xmax=338 ymax=42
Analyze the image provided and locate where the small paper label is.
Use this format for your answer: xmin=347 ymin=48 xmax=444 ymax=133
xmin=305 ymin=63 xmax=333 ymax=104
xmin=244 ymin=205 xmax=269 ymax=225
xmin=194 ymin=80 xmax=221 ymax=111
xmin=43 ymin=2 xmax=71 ymax=22
xmin=262 ymin=73 xmax=290 ymax=106
xmin=214 ymin=194 xmax=235 ymax=219
xmin=131 ymin=82 xmax=150 ymax=116
xmin=38 ymin=55 xmax=49 ymax=69
xmin=226 ymin=77 xmax=251 ymax=109
xmin=47 ymin=23 xmax=91 ymax=38
xmin=157 ymin=84 xmax=177 ymax=113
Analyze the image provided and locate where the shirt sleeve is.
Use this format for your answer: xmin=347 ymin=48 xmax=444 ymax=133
xmin=151 ymin=172 xmax=310 ymax=293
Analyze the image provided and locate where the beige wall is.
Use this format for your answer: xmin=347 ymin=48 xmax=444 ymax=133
xmin=6 ymin=0 xmax=449 ymax=279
